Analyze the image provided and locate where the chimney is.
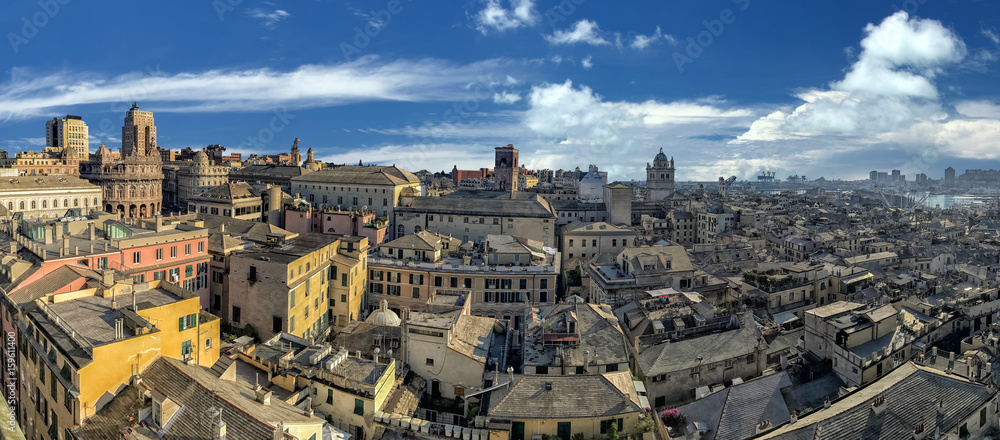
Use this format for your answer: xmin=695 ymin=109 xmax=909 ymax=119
xmin=870 ymin=393 xmax=886 ymax=415
xmin=755 ymin=420 xmax=772 ymax=435
xmin=936 ymin=399 xmax=945 ymax=416
xmin=88 ymin=222 xmax=96 ymax=241
xmin=154 ymin=213 xmax=163 ymax=232
xmin=103 ymin=269 xmax=114 ymax=285
xmin=823 ymin=397 xmax=831 ymax=409
xmin=789 ymin=410 xmax=797 ymax=424
xmin=8 ymin=242 xmax=15 ymax=253
xmin=912 ymin=423 xmax=927 ymax=440
xmin=54 ymin=226 xmax=63 ymax=240
xmin=44 ymin=226 xmax=53 ymax=245
xmin=62 ymin=235 xmax=69 ymax=252
xmin=583 ymin=350 xmax=591 ymax=373
xmin=273 ymin=422 xmax=284 ymax=440
xmin=220 ymin=223 xmax=226 ymax=233
xmin=303 ymin=396 xmax=313 ymax=416
xmin=254 ymin=386 xmax=272 ymax=405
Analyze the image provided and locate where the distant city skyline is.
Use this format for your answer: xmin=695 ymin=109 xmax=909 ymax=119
xmin=2 ymin=1 xmax=999 ymax=182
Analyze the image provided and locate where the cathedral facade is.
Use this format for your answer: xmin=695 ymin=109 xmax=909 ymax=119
xmin=80 ymin=103 xmax=164 ymax=218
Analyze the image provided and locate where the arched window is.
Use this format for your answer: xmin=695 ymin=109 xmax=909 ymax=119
xmin=42 ymin=200 xmax=47 ymax=209
xmin=63 ymin=199 xmax=68 ymax=208
xmin=31 ymin=201 xmax=36 ymax=209
xmin=130 ymin=186 xmax=136 ymax=198
xmin=52 ymin=199 xmax=58 ymax=208
xmin=93 ymin=197 xmax=98 ymax=206
xmin=19 ymin=201 xmax=24 ymax=210
xmin=6 ymin=202 xmax=11 ymax=211
xmin=73 ymin=198 xmax=79 ymax=207
xmin=414 ymin=226 xmax=423 ymax=233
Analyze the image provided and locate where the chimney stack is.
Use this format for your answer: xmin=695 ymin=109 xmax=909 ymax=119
xmin=88 ymin=222 xmax=96 ymax=241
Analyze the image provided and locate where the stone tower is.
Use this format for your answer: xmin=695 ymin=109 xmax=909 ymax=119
xmin=646 ymin=148 xmax=675 ymax=201
xmin=494 ymin=144 xmax=518 ymax=193
xmin=121 ymin=102 xmax=157 ymax=156
xmin=289 ymin=138 xmax=302 ymax=166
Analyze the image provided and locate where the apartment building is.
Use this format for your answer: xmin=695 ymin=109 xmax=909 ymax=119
xmin=394 ymin=191 xmax=557 ymax=246
xmin=5 ymin=271 xmax=219 ymax=440
xmin=367 ymin=232 xmax=559 ymax=325
xmin=227 ymin=232 xmax=367 ymax=342
xmin=290 ymin=165 xmax=422 ymax=220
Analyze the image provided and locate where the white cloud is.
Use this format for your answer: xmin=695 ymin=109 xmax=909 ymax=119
xmin=735 ymin=11 xmax=965 ymax=144
xmin=955 ymin=100 xmax=1000 ymax=119
xmin=982 ymin=27 xmax=1000 ymax=46
xmin=247 ymin=9 xmax=290 ymax=28
xmin=545 ymin=20 xmax=609 ymax=46
xmin=493 ymin=92 xmax=522 ymax=104
xmin=0 ymin=57 xmax=519 ymax=119
xmin=524 ymin=80 xmax=752 ymax=149
xmin=474 ymin=0 xmax=537 ymax=34
xmin=581 ymin=56 xmax=593 ymax=69
xmin=631 ymin=26 xmax=676 ymax=49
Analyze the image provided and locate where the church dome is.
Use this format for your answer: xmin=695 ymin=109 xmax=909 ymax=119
xmin=654 ymin=148 xmax=668 ymax=163
xmin=366 ymin=299 xmax=401 ymax=326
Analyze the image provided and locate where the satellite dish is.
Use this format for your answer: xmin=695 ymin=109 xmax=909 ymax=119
xmin=542 ymin=246 xmax=558 ymax=255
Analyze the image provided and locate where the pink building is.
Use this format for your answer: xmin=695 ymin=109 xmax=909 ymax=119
xmin=284 ymin=206 xmax=387 ymax=244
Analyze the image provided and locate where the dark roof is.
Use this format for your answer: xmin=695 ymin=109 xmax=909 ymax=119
xmin=292 ymin=165 xmax=419 ymax=186
xmin=489 ymin=372 xmax=641 ymax=419
xmin=637 ymin=314 xmax=762 ymax=376
xmin=71 ymin=357 xmax=320 ymax=439
xmin=397 ymin=192 xmax=555 ymax=218
xmin=193 ymin=181 xmax=260 ymax=201
xmin=761 ymin=362 xmax=995 ymax=439
xmin=677 ymin=372 xmax=793 ymax=440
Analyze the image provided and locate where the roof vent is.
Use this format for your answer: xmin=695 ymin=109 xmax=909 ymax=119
xmin=543 ymin=382 xmax=552 ymax=391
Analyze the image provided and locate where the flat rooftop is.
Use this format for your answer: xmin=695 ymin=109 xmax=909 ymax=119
xmin=43 ymin=286 xmax=184 ymax=347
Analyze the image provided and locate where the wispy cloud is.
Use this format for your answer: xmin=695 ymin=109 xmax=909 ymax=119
xmin=581 ymin=56 xmax=593 ymax=69
xmin=983 ymin=27 xmax=1000 ymax=46
xmin=631 ymin=26 xmax=676 ymax=49
xmin=545 ymin=20 xmax=609 ymax=46
xmin=247 ymin=8 xmax=291 ymax=28
xmin=474 ymin=0 xmax=537 ymax=34
xmin=0 ymin=57 xmax=519 ymax=120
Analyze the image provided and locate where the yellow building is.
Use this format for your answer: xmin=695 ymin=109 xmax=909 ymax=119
xmin=45 ymin=115 xmax=89 ymax=159
xmin=228 ymin=232 xmax=367 ymax=342
xmin=329 ymin=235 xmax=369 ymax=331
xmin=71 ymin=357 xmax=325 ymax=439
xmin=9 ymin=270 xmax=219 ymax=440
xmin=488 ymin=372 xmax=645 ymax=440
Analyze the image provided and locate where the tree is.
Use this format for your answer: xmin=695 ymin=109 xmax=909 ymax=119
xmin=606 ymin=421 xmax=619 ymax=440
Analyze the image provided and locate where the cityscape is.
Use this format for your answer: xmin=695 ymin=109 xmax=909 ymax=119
xmin=3 ymin=2 xmax=1000 ymax=440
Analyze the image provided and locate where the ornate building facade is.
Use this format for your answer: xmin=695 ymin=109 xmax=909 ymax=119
xmin=646 ymin=148 xmax=675 ymax=201
xmin=80 ymin=104 xmax=164 ymax=218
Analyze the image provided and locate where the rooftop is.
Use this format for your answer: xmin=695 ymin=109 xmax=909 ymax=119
xmin=488 ymin=372 xmax=642 ymax=419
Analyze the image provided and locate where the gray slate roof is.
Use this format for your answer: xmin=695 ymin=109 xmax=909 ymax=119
xmin=489 ymin=372 xmax=642 ymax=419
xmin=761 ymin=362 xmax=995 ymax=440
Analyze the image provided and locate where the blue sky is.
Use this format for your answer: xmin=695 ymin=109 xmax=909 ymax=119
xmin=1 ymin=0 xmax=999 ymax=182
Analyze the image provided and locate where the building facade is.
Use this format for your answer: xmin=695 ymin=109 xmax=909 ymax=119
xmin=45 ymin=115 xmax=89 ymax=159
xmin=290 ymin=165 xmax=422 ymax=221
xmin=80 ymin=104 xmax=164 ymax=218
xmin=0 ymin=175 xmax=102 ymax=220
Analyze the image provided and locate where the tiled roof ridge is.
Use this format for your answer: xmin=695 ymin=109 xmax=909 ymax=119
xmin=157 ymin=358 xmax=280 ymax=432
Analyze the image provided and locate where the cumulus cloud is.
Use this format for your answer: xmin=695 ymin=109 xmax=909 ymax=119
xmin=735 ymin=11 xmax=965 ymax=144
xmin=955 ymin=100 xmax=1000 ymax=119
xmin=247 ymin=9 xmax=290 ymax=28
xmin=581 ymin=56 xmax=593 ymax=69
xmin=0 ymin=57 xmax=518 ymax=119
xmin=525 ymin=81 xmax=749 ymax=135
xmin=545 ymin=20 xmax=609 ymax=46
xmin=474 ymin=0 xmax=537 ymax=34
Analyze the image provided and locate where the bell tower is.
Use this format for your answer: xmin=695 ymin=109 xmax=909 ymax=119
xmin=646 ymin=148 xmax=675 ymax=201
